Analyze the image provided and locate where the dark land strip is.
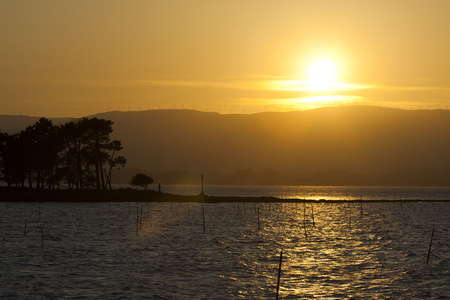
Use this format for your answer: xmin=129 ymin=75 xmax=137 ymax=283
xmin=1 ymin=187 xmax=449 ymax=203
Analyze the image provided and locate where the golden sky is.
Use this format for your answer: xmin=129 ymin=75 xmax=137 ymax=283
xmin=1 ymin=0 xmax=450 ymax=117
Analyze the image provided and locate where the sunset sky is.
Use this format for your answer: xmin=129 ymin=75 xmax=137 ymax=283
xmin=1 ymin=0 xmax=450 ymax=117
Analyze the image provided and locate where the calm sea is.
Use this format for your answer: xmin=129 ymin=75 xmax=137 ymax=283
xmin=1 ymin=200 xmax=448 ymax=298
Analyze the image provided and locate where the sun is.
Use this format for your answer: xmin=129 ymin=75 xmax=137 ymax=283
xmin=307 ymin=59 xmax=337 ymax=90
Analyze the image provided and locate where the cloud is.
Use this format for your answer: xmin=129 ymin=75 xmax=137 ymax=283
xmin=374 ymin=84 xmax=450 ymax=92
xmin=4 ymin=75 xmax=450 ymax=114
xmin=136 ymin=75 xmax=373 ymax=93
xmin=135 ymin=79 xmax=263 ymax=91
xmin=9 ymin=74 xmax=446 ymax=94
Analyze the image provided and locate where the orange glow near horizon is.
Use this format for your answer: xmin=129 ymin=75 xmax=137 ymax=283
xmin=259 ymin=56 xmax=369 ymax=109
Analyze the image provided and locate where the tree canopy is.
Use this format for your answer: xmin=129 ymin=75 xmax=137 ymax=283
xmin=130 ymin=173 xmax=153 ymax=190
xmin=0 ymin=117 xmax=126 ymax=189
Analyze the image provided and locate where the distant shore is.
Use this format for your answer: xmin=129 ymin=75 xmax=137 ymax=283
xmin=0 ymin=187 xmax=449 ymax=203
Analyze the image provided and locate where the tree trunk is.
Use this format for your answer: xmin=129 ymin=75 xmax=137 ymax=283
xmin=100 ymin=163 xmax=106 ymax=190
xmin=76 ymin=152 xmax=82 ymax=189
xmin=95 ymin=160 xmax=101 ymax=190
xmin=28 ymin=170 xmax=33 ymax=188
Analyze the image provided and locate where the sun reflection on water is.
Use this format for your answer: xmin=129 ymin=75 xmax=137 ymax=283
xmin=0 ymin=201 xmax=448 ymax=298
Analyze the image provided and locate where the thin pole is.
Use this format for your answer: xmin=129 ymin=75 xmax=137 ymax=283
xmin=201 ymin=174 xmax=204 ymax=195
xmin=40 ymin=227 xmax=44 ymax=250
xmin=136 ymin=202 xmax=139 ymax=235
xmin=257 ymin=208 xmax=260 ymax=231
xmin=276 ymin=250 xmax=283 ymax=300
xmin=303 ymin=204 xmax=308 ymax=238
xmin=426 ymin=228 xmax=435 ymax=264
xmin=349 ymin=205 xmax=352 ymax=229
xmin=303 ymin=220 xmax=308 ymax=239
xmin=360 ymin=200 xmax=363 ymax=218
xmin=202 ymin=209 xmax=206 ymax=234
xmin=136 ymin=215 xmax=139 ymax=236
xmin=303 ymin=204 xmax=306 ymax=222
xmin=140 ymin=203 xmax=143 ymax=229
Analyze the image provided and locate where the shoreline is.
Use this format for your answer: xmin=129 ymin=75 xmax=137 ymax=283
xmin=0 ymin=187 xmax=449 ymax=203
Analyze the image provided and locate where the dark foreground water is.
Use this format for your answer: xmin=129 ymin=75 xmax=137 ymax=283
xmin=0 ymin=200 xmax=449 ymax=299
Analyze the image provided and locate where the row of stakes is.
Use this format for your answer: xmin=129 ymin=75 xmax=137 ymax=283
xmin=23 ymin=199 xmax=437 ymax=296
xmin=134 ymin=201 xmax=436 ymax=267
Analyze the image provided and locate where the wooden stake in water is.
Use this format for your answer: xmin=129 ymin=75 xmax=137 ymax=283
xmin=276 ymin=250 xmax=283 ymax=300
xmin=140 ymin=202 xmax=143 ymax=229
xmin=303 ymin=220 xmax=308 ymax=239
xmin=349 ymin=206 xmax=352 ymax=229
xmin=40 ymin=227 xmax=44 ymax=250
xmin=311 ymin=205 xmax=315 ymax=227
xmin=426 ymin=227 xmax=435 ymax=264
xmin=202 ymin=208 xmax=206 ymax=234
xmin=135 ymin=202 xmax=139 ymax=235
xmin=303 ymin=204 xmax=306 ymax=223
xmin=360 ymin=200 xmax=363 ymax=218
xmin=136 ymin=215 xmax=139 ymax=236
xmin=302 ymin=206 xmax=308 ymax=238
xmin=257 ymin=208 xmax=260 ymax=231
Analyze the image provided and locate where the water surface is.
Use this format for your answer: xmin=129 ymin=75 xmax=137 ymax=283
xmin=1 ymin=200 xmax=448 ymax=299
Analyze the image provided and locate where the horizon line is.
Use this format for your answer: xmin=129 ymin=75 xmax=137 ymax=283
xmin=1 ymin=103 xmax=450 ymax=119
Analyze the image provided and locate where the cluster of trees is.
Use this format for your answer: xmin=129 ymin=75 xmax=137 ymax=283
xmin=0 ymin=117 xmax=126 ymax=189
xmin=130 ymin=173 xmax=154 ymax=190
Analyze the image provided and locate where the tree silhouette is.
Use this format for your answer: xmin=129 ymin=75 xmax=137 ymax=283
xmin=104 ymin=140 xmax=126 ymax=189
xmin=80 ymin=118 xmax=114 ymax=189
xmin=58 ymin=118 xmax=125 ymax=189
xmin=130 ymin=173 xmax=154 ymax=190
xmin=0 ymin=132 xmax=28 ymax=187
xmin=0 ymin=117 xmax=126 ymax=190
xmin=26 ymin=118 xmax=61 ymax=189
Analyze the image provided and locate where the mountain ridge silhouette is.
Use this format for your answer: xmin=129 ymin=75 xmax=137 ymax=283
xmin=1 ymin=106 xmax=450 ymax=185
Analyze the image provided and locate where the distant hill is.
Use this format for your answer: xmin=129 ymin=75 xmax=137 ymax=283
xmin=2 ymin=106 xmax=450 ymax=186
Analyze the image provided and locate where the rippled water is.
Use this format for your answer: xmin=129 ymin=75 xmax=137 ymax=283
xmin=1 ymin=200 xmax=449 ymax=299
